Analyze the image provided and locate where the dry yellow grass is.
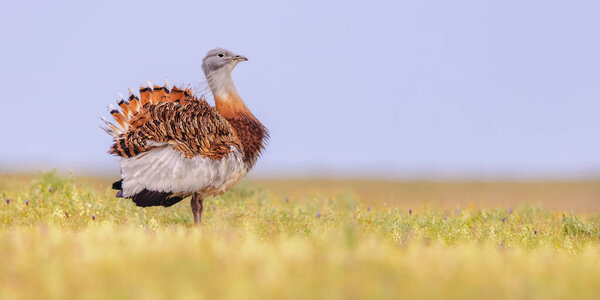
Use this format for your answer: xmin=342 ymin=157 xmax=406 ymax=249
xmin=1 ymin=172 xmax=600 ymax=299
xmin=251 ymin=178 xmax=600 ymax=212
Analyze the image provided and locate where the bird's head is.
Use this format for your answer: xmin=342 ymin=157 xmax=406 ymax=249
xmin=202 ymin=48 xmax=248 ymax=78
xmin=202 ymin=48 xmax=253 ymax=118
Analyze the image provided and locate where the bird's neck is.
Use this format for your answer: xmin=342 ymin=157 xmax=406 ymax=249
xmin=214 ymin=93 xmax=251 ymax=119
xmin=208 ymin=71 xmax=267 ymax=164
xmin=208 ymin=71 xmax=251 ymax=119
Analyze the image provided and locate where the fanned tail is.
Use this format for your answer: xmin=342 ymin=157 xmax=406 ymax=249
xmin=100 ymin=80 xmax=196 ymax=141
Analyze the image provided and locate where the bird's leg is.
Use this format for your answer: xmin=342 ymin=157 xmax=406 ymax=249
xmin=190 ymin=193 xmax=204 ymax=225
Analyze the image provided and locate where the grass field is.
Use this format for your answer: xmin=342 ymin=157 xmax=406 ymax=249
xmin=1 ymin=171 xmax=600 ymax=299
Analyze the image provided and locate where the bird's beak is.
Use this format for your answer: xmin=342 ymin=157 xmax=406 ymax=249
xmin=233 ymin=55 xmax=248 ymax=62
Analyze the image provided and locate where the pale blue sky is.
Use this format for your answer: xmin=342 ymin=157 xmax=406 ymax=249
xmin=1 ymin=0 xmax=599 ymax=178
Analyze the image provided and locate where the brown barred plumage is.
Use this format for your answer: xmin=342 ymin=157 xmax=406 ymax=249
xmin=109 ymin=87 xmax=239 ymax=160
xmin=108 ymin=85 xmax=267 ymax=162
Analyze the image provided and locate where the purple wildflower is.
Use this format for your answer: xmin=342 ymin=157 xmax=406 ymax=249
xmin=444 ymin=216 xmax=447 ymax=221
xmin=285 ymin=197 xmax=290 ymax=203
xmin=48 ymin=187 xmax=53 ymax=193
xmin=367 ymin=206 xmax=371 ymax=212
xmin=212 ymin=205 xmax=216 ymax=211
xmin=25 ymin=199 xmax=29 ymax=206
xmin=409 ymin=208 xmax=412 ymax=215
xmin=6 ymin=198 xmax=10 ymax=205
xmin=534 ymin=230 xmax=537 ymax=235
xmin=508 ymin=207 xmax=513 ymax=214
xmin=502 ymin=217 xmax=506 ymax=223
xmin=92 ymin=214 xmax=95 ymax=220
xmin=316 ymin=211 xmax=321 ymax=218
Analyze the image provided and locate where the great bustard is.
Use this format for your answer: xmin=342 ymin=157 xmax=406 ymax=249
xmin=102 ymin=48 xmax=268 ymax=224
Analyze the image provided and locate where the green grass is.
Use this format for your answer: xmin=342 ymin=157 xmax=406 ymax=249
xmin=1 ymin=171 xmax=600 ymax=299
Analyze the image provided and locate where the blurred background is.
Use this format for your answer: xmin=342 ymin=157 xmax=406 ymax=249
xmin=1 ymin=0 xmax=599 ymax=180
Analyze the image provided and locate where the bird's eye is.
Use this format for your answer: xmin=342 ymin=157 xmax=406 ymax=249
xmin=218 ymin=53 xmax=224 ymax=57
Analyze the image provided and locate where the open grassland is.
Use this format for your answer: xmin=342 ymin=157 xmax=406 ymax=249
xmin=1 ymin=172 xmax=600 ymax=299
